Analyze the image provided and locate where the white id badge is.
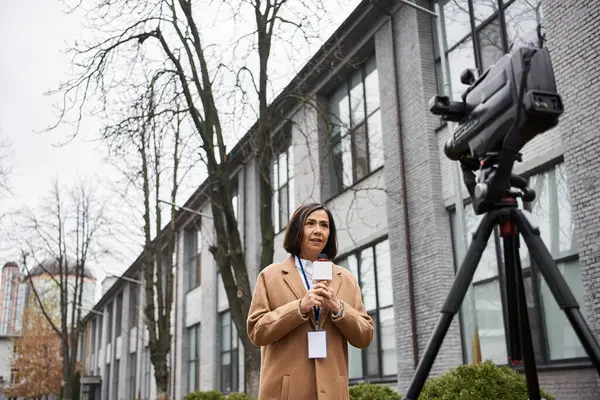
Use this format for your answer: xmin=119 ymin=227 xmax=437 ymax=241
xmin=308 ymin=330 xmax=327 ymax=359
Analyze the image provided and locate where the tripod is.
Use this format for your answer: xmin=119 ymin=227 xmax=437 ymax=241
xmin=404 ymin=181 xmax=600 ymax=400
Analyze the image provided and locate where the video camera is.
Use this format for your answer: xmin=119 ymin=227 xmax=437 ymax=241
xmin=430 ymin=46 xmax=564 ymax=214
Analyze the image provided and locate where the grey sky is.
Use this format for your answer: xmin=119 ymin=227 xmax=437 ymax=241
xmin=0 ymin=1 xmax=127 ymax=272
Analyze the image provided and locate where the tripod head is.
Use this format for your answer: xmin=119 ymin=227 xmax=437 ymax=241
xmin=461 ymin=152 xmax=536 ymax=214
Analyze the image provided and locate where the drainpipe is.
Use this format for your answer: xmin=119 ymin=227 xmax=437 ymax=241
xmin=172 ymin=231 xmax=179 ymax=399
xmin=375 ymin=0 xmax=420 ymax=368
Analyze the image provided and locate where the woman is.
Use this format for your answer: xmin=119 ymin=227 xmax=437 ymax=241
xmin=247 ymin=203 xmax=374 ymax=400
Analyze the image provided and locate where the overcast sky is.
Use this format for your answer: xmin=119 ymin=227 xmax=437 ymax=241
xmin=0 ymin=0 xmax=359 ymax=289
xmin=0 ymin=0 xmax=125 ymax=269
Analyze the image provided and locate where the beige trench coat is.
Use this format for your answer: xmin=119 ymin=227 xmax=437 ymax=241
xmin=247 ymin=255 xmax=374 ymax=400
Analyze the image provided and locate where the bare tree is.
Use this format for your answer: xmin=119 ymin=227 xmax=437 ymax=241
xmin=16 ymin=178 xmax=110 ymax=400
xmin=99 ymin=68 xmax=198 ymax=398
xmin=47 ymin=0 xmax=346 ymax=396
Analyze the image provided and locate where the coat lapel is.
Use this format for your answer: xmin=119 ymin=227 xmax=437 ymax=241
xmin=282 ymin=255 xmax=306 ymax=300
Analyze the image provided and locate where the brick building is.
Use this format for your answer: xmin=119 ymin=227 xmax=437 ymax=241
xmin=77 ymin=0 xmax=600 ymax=399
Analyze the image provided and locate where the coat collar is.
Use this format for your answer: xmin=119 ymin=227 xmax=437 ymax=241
xmin=281 ymin=255 xmax=343 ymax=329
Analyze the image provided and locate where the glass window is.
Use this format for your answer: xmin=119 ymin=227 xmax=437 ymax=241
xmin=336 ymin=238 xmax=396 ymax=380
xmin=188 ymin=323 xmax=200 ymax=393
xmin=218 ymin=311 xmax=238 ymax=393
xmin=106 ymin=301 xmax=113 ymax=345
xmin=272 ymin=144 xmax=295 ymax=232
xmin=505 ymin=0 xmax=545 ymax=49
xmin=231 ymin=185 xmax=239 ymax=221
xmin=112 ymin=359 xmax=120 ymax=400
xmin=129 ymin=280 xmax=140 ymax=329
xmin=478 ymin=16 xmax=505 ymax=72
xmin=128 ymin=352 xmax=137 ymax=399
xmin=327 ymin=55 xmax=383 ymax=196
xmin=185 ymin=227 xmax=202 ymax=290
xmin=450 ymin=162 xmax=586 ymax=365
xmin=438 ymin=0 xmax=472 ymax=50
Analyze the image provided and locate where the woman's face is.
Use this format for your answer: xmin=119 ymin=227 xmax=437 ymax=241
xmin=300 ymin=209 xmax=330 ymax=260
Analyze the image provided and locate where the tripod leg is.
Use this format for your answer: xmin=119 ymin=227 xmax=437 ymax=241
xmin=404 ymin=211 xmax=497 ymax=400
xmin=501 ymin=230 xmax=522 ymax=365
xmin=513 ymin=209 xmax=600 ymax=375
xmin=501 ymin=223 xmax=541 ymax=400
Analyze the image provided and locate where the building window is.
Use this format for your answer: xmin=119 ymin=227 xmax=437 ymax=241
xmin=335 ymin=238 xmax=395 ymax=381
xmin=106 ymin=301 xmax=113 ymax=345
xmin=184 ymin=228 xmax=202 ymax=290
xmin=115 ymin=292 xmax=123 ymax=338
xmin=113 ymin=359 xmax=120 ymax=400
xmin=97 ymin=316 xmax=103 ymax=349
xmin=271 ymin=144 xmax=295 ymax=232
xmin=218 ymin=310 xmax=238 ymax=393
xmin=104 ymin=364 xmax=111 ymax=400
xmin=434 ymin=0 xmax=545 ymax=101
xmin=450 ymin=162 xmax=585 ymax=365
xmin=188 ymin=323 xmax=200 ymax=393
xmin=136 ymin=345 xmax=152 ymax=400
xmin=128 ymin=352 xmax=137 ymax=399
xmin=328 ymin=55 xmax=383 ymax=196
xmin=129 ymin=281 xmax=140 ymax=329
xmin=231 ymin=184 xmax=239 ymax=221
xmin=90 ymin=319 xmax=96 ymax=355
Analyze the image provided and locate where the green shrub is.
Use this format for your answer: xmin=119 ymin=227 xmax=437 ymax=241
xmin=183 ymin=391 xmax=255 ymax=400
xmin=419 ymin=360 xmax=555 ymax=400
xmin=226 ymin=393 xmax=256 ymax=400
xmin=350 ymin=382 xmax=403 ymax=400
xmin=184 ymin=390 xmax=224 ymax=400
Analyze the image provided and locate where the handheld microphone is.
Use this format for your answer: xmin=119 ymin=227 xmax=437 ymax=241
xmin=312 ymin=253 xmax=333 ymax=281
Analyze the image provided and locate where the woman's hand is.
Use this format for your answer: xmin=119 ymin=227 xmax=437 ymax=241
xmin=314 ymin=281 xmax=342 ymax=314
xmin=299 ymin=285 xmax=329 ymax=314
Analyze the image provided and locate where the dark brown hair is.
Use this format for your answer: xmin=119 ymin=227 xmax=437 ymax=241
xmin=283 ymin=203 xmax=338 ymax=259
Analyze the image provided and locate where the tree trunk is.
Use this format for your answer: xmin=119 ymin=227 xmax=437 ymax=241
xmin=244 ymin=344 xmax=261 ymax=397
xmin=153 ymin=351 xmax=169 ymax=400
xmin=258 ymin=143 xmax=274 ymax=272
xmin=62 ymin=337 xmax=73 ymax=400
xmin=62 ymin=380 xmax=73 ymax=400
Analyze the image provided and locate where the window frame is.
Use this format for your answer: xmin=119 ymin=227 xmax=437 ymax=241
xmin=187 ymin=323 xmax=201 ymax=394
xmin=129 ymin=280 xmax=140 ymax=329
xmin=128 ymin=352 xmax=137 ymax=400
xmin=106 ymin=301 xmax=113 ymax=345
xmin=449 ymin=160 xmax=589 ymax=368
xmin=334 ymin=236 xmax=396 ymax=384
xmin=184 ymin=224 xmax=202 ymax=292
xmin=218 ymin=310 xmax=239 ymax=394
xmin=271 ymin=142 xmax=295 ymax=234
xmin=326 ymin=54 xmax=383 ymax=198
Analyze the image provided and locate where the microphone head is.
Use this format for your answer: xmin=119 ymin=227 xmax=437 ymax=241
xmin=317 ymin=253 xmax=328 ymax=261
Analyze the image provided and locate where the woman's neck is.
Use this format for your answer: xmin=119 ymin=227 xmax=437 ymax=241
xmin=300 ymin=251 xmax=318 ymax=262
